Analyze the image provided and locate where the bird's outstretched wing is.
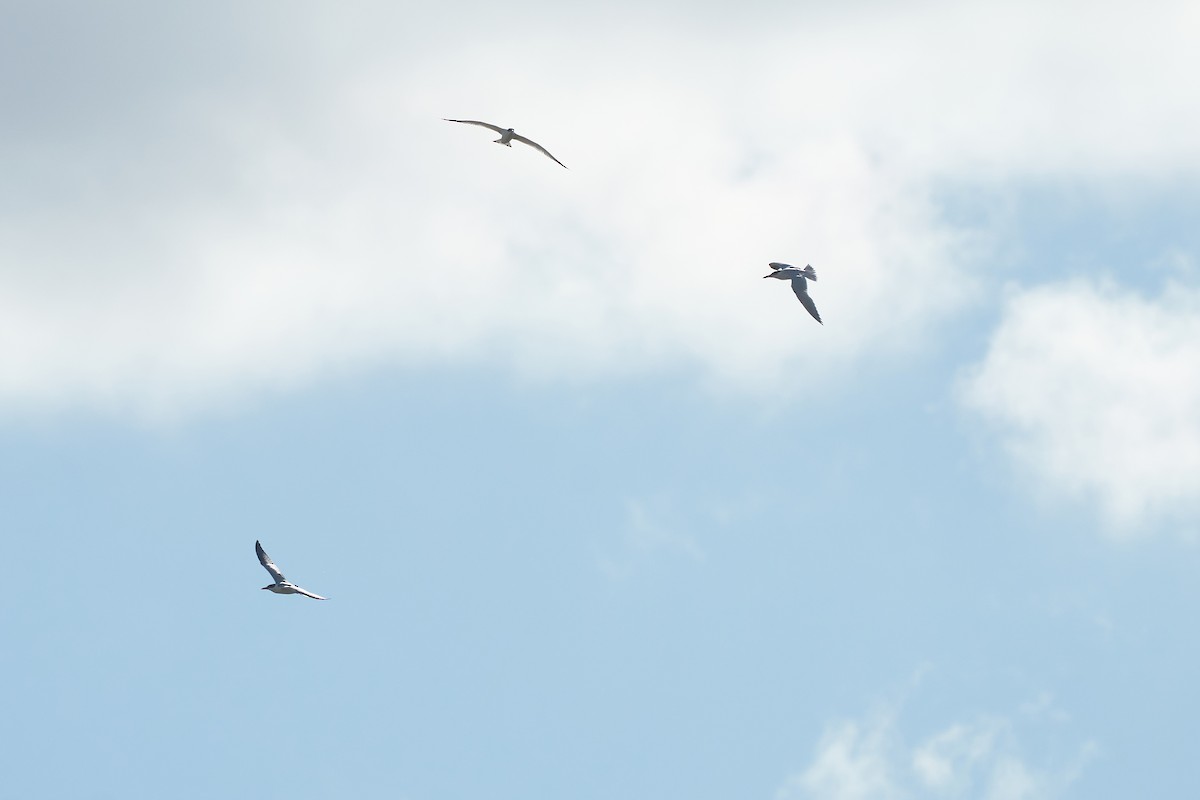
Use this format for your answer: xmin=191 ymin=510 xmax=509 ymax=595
xmin=443 ymin=118 xmax=508 ymax=135
xmin=292 ymin=585 xmax=327 ymax=600
xmin=510 ymin=132 xmax=568 ymax=168
xmin=256 ymin=540 xmax=286 ymax=584
xmin=768 ymin=262 xmax=791 ymax=270
xmin=791 ymin=277 xmax=823 ymax=324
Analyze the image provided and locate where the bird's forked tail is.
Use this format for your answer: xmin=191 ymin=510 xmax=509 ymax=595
xmin=800 ymin=265 xmax=817 ymax=281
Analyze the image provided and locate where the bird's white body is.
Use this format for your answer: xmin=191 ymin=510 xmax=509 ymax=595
xmin=264 ymin=582 xmax=318 ymax=597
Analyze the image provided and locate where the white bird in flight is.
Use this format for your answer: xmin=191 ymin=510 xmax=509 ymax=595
xmin=763 ymin=262 xmax=822 ymax=324
xmin=444 ymin=119 xmax=568 ymax=169
xmin=256 ymin=540 xmax=327 ymax=600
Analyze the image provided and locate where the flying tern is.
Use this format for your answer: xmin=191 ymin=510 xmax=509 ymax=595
xmin=763 ymin=262 xmax=822 ymax=324
xmin=256 ymin=540 xmax=327 ymax=600
xmin=443 ymin=119 xmax=568 ymax=168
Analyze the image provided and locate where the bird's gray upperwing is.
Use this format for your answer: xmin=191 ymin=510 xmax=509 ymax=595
xmin=510 ymin=132 xmax=568 ymax=168
xmin=791 ymin=277 xmax=823 ymax=324
xmin=444 ymin=119 xmax=507 ymax=135
xmin=256 ymin=540 xmax=286 ymax=584
xmin=768 ymin=262 xmax=791 ymax=270
xmin=292 ymin=585 xmax=327 ymax=600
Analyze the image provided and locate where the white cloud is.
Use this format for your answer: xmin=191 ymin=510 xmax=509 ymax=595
xmin=778 ymin=696 xmax=1095 ymax=800
xmin=912 ymin=721 xmax=999 ymax=792
xmin=597 ymin=500 xmax=704 ymax=579
xmin=779 ymin=714 xmax=902 ymax=800
xmin=1 ymin=1 xmax=1198 ymax=419
xmin=960 ymin=279 xmax=1200 ymax=531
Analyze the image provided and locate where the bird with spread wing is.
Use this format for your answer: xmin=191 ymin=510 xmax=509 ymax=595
xmin=256 ymin=540 xmax=327 ymax=600
xmin=763 ymin=263 xmax=823 ymax=324
xmin=444 ymin=119 xmax=568 ymax=169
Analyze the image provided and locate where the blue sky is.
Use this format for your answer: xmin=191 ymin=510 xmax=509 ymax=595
xmin=2 ymin=1 xmax=1200 ymax=798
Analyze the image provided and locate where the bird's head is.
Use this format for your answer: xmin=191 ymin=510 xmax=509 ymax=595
xmin=261 ymin=585 xmax=273 ymax=591
xmin=506 ymin=127 xmax=515 ymax=132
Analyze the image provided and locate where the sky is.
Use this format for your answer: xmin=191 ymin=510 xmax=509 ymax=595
xmin=2 ymin=0 xmax=1199 ymax=797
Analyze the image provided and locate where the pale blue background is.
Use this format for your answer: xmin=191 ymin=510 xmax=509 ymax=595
xmin=2 ymin=2 xmax=1199 ymax=798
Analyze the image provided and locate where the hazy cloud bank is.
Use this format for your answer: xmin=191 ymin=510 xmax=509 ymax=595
xmin=2 ymin=1 xmax=1197 ymax=419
